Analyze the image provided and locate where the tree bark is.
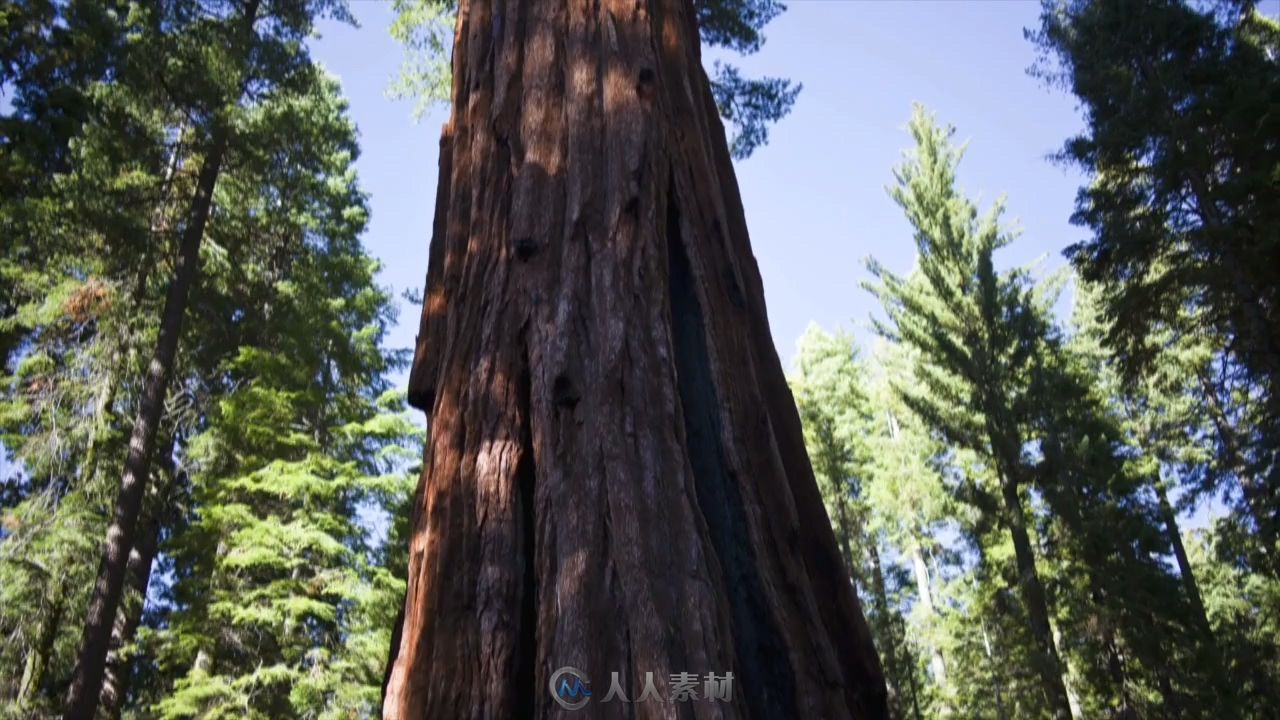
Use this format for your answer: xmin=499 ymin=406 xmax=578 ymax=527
xmin=1154 ymin=480 xmax=1210 ymax=638
xmin=98 ymin=433 xmax=176 ymax=719
xmin=63 ymin=123 xmax=229 ymax=720
xmin=96 ymin=508 xmax=160 ymax=719
xmin=384 ymin=1 xmax=889 ymax=718
xmin=999 ymin=476 xmax=1074 ymax=720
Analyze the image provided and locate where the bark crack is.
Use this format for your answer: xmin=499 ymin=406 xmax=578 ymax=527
xmin=513 ymin=353 xmax=538 ymax=716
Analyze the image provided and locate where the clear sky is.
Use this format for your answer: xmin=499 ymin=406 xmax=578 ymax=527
xmin=310 ymin=0 xmax=1089 ymax=382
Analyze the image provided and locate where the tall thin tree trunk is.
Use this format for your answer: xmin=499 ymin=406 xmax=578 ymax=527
xmin=1153 ymin=476 xmax=1239 ymax=712
xmin=63 ymin=124 xmax=229 ymax=720
xmin=908 ymin=544 xmax=947 ymax=688
xmin=1154 ymin=480 xmax=1210 ymax=635
xmin=999 ymin=475 xmax=1074 ymax=720
xmin=383 ymin=1 xmax=889 ymax=717
xmin=871 ymin=542 xmax=925 ymax=720
xmin=66 ymin=4 xmax=260 ymax=712
xmin=1050 ymin=620 xmax=1084 ymax=720
xmin=887 ymin=409 xmax=948 ymax=700
xmin=96 ymin=509 xmax=160 ymax=719
xmin=978 ymin=620 xmax=1008 ymax=720
xmin=867 ymin=541 xmax=903 ymax=717
xmin=98 ymin=433 xmax=176 ymax=719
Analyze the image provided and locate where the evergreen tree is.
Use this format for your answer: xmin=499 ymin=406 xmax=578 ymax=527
xmin=867 ymin=105 xmax=1211 ymax=718
xmin=863 ymin=341 xmax=954 ymax=714
xmin=1067 ymin=281 xmax=1239 ymax=715
xmin=150 ymin=228 xmax=419 ymax=719
xmin=1185 ymin=524 xmax=1280 ymax=715
xmin=866 ymin=106 xmax=1076 ymax=719
xmin=791 ymin=325 xmax=928 ymax=720
xmin=1 ymin=2 xmax=419 ymax=718
xmin=1031 ymin=0 xmax=1280 ymax=561
xmin=60 ymin=1 xmax=370 ymax=715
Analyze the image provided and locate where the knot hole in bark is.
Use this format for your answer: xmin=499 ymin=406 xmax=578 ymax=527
xmin=636 ymin=68 xmax=656 ymax=104
xmin=723 ymin=267 xmax=747 ymax=310
xmin=552 ymin=374 xmax=580 ymax=409
xmin=513 ymin=236 xmax=539 ymax=262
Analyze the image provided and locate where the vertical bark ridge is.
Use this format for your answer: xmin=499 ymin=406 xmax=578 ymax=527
xmin=1000 ymin=476 xmax=1074 ymax=720
xmin=406 ymin=129 xmax=454 ymax=411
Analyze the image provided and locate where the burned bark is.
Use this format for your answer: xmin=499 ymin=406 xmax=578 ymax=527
xmin=384 ymin=1 xmax=888 ymax=718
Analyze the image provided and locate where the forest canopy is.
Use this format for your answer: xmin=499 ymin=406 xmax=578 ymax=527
xmin=1 ymin=0 xmax=1277 ymax=718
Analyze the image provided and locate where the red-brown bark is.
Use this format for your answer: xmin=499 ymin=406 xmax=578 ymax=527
xmin=384 ymin=1 xmax=888 ymax=718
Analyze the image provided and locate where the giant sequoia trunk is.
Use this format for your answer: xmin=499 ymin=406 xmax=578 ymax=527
xmin=383 ymin=1 xmax=888 ymax=718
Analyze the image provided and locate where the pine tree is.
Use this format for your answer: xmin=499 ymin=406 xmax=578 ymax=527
xmin=1067 ymin=281 xmax=1238 ymax=715
xmin=791 ymin=325 xmax=928 ymax=720
xmin=867 ymin=104 xmax=1237 ymax=718
xmin=863 ymin=340 xmax=954 ymax=713
xmin=60 ymin=1 xmax=374 ymax=715
xmin=1185 ymin=524 xmax=1280 ymax=714
xmin=150 ymin=223 xmax=420 ymax=719
xmin=1031 ymin=0 xmax=1280 ymax=560
xmin=866 ymin=106 xmax=1076 ymax=719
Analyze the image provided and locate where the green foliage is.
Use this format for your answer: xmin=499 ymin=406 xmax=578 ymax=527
xmin=708 ymin=62 xmax=801 ymax=160
xmin=855 ymin=105 xmax=1234 ymax=718
xmin=386 ymin=0 xmax=454 ymax=120
xmin=141 ymin=67 xmax=420 ymax=720
xmin=790 ymin=326 xmax=934 ymax=719
xmin=0 ymin=1 xmax=417 ymax=716
xmin=1032 ymin=0 xmax=1280 ymax=554
xmin=4 ymin=2 xmax=1278 ymax=718
xmin=1187 ymin=525 xmax=1280 ymax=714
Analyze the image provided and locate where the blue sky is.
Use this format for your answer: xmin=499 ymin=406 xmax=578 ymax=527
xmin=310 ymin=0 xmax=1089 ymax=383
